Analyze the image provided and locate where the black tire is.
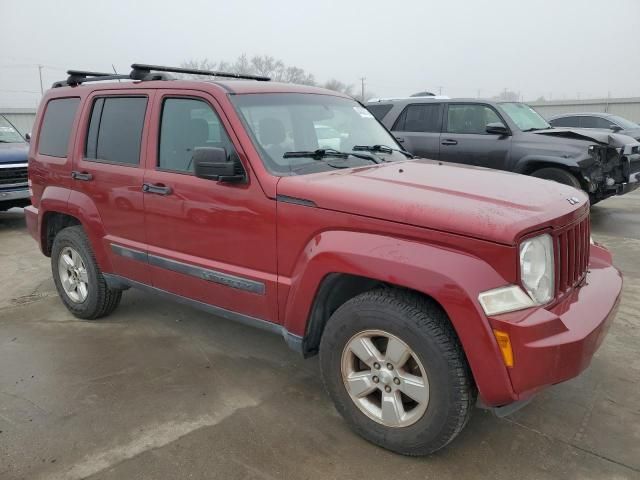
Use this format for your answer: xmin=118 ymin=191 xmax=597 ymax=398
xmin=319 ymin=288 xmax=475 ymax=456
xmin=531 ymin=167 xmax=582 ymax=190
xmin=51 ymin=225 xmax=122 ymax=319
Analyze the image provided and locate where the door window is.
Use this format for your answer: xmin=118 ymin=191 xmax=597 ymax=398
xmin=549 ymin=116 xmax=579 ymax=127
xmin=393 ymin=104 xmax=442 ymax=132
xmin=38 ymin=97 xmax=80 ymax=157
xmin=158 ymin=98 xmax=236 ymax=173
xmin=446 ymin=104 xmax=502 ymax=134
xmin=85 ymin=97 xmax=147 ymax=165
xmin=580 ymin=116 xmax=617 ymax=129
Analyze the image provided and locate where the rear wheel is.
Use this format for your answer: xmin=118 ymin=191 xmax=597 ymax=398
xmin=319 ymin=289 xmax=475 ymax=455
xmin=531 ymin=167 xmax=583 ymax=190
xmin=51 ymin=226 xmax=122 ymax=319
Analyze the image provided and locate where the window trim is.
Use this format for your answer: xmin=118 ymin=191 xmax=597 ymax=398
xmin=444 ymin=102 xmax=509 ymax=135
xmin=83 ymin=95 xmax=149 ymax=168
xmin=156 ymin=95 xmax=238 ymax=176
xmin=37 ymin=96 xmax=81 ymax=158
xmin=391 ymin=103 xmax=443 ymax=133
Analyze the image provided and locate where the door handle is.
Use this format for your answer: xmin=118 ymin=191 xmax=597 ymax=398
xmin=71 ymin=171 xmax=93 ymax=181
xmin=142 ymin=183 xmax=172 ymax=196
xmin=441 ymin=139 xmax=458 ymax=146
xmin=395 ymin=136 xmax=405 ymax=143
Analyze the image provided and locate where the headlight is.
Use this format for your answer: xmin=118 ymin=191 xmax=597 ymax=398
xmin=519 ymin=234 xmax=554 ymax=304
xmin=478 ymin=285 xmax=535 ymax=316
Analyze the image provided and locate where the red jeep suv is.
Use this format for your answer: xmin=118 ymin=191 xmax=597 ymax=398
xmin=25 ymin=64 xmax=622 ymax=455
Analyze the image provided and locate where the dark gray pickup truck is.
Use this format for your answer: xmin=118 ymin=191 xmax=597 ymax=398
xmin=366 ymin=98 xmax=640 ymax=203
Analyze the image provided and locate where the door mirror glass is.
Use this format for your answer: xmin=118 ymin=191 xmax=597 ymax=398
xmin=609 ymin=124 xmax=622 ymax=132
xmin=486 ymin=122 xmax=509 ymax=135
xmin=193 ymin=147 xmax=244 ymax=182
xmin=25 ymin=132 xmax=31 ymax=143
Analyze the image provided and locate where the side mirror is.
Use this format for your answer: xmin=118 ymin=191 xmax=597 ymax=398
xmin=24 ymin=132 xmax=31 ymax=143
xmin=486 ymin=123 xmax=510 ymax=136
xmin=609 ymin=124 xmax=622 ymax=132
xmin=193 ymin=147 xmax=245 ymax=183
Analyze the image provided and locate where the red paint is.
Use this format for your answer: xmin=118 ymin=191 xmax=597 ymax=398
xmin=27 ymin=79 xmax=622 ymax=407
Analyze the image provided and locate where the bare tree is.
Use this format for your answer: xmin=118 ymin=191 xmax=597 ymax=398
xmin=323 ymin=79 xmax=355 ymax=97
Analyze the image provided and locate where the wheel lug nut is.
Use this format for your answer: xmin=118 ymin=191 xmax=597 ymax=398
xmin=384 ymin=386 xmax=391 ymax=393
xmin=372 ymin=376 xmax=379 ymax=383
xmin=387 ymin=363 xmax=394 ymax=370
xmin=373 ymin=362 xmax=380 ymax=369
xmin=393 ymin=378 xmax=400 ymax=385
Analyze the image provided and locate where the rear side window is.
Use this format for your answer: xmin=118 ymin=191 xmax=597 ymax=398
xmin=550 ymin=116 xmax=579 ymax=127
xmin=85 ymin=97 xmax=147 ymax=165
xmin=158 ymin=98 xmax=237 ymax=173
xmin=393 ymin=104 xmax=442 ymax=132
xmin=366 ymin=104 xmax=393 ymax=121
xmin=38 ymin=98 xmax=80 ymax=157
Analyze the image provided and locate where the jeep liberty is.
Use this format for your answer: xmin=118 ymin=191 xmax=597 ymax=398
xmin=25 ymin=64 xmax=622 ymax=455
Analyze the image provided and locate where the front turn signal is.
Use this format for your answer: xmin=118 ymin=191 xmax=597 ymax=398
xmin=493 ymin=330 xmax=514 ymax=367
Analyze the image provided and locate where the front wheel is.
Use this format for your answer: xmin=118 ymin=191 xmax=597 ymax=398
xmin=51 ymin=226 xmax=122 ymax=319
xmin=319 ymin=289 xmax=475 ymax=455
xmin=531 ymin=167 xmax=583 ymax=191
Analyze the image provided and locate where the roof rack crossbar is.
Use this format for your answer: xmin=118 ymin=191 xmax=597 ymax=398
xmin=52 ymin=62 xmax=271 ymax=88
xmin=130 ymin=63 xmax=270 ymax=82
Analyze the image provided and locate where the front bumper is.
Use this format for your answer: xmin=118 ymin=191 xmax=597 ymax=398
xmin=0 ymin=187 xmax=29 ymax=203
xmin=487 ymin=244 xmax=621 ymax=402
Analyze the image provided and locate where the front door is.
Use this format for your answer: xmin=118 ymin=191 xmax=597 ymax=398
xmin=71 ymin=91 xmax=153 ymax=284
xmin=439 ymin=103 xmax=511 ymax=169
xmin=142 ymin=91 xmax=278 ymax=323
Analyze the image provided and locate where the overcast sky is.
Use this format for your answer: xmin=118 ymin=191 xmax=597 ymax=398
xmin=2 ymin=0 xmax=639 ymax=108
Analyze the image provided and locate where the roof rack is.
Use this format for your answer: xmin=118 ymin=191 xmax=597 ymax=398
xmin=52 ymin=63 xmax=271 ymax=88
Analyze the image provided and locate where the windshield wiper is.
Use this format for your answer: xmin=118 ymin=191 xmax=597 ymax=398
xmin=353 ymin=144 xmax=414 ymax=159
xmin=283 ymin=148 xmax=380 ymax=164
xmin=522 ymin=127 xmax=553 ymax=132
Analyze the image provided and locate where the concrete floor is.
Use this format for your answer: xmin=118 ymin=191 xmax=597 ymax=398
xmin=1 ymin=193 xmax=639 ymax=480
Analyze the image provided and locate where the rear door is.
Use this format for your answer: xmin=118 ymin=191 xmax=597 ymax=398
xmin=439 ymin=103 xmax=512 ymax=169
xmin=141 ymin=90 xmax=278 ymax=323
xmin=71 ymin=91 xmax=153 ymax=284
xmin=390 ymin=103 xmax=442 ymax=159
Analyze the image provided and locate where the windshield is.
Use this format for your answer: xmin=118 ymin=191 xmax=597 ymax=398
xmin=0 ymin=115 xmax=24 ymax=143
xmin=230 ymin=93 xmax=405 ymax=175
xmin=499 ymin=102 xmax=551 ymax=131
xmin=608 ymin=115 xmax=640 ymax=130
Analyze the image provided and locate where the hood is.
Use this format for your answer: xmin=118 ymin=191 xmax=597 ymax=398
xmin=621 ymin=128 xmax=640 ymax=141
xmin=0 ymin=142 xmax=29 ymax=164
xmin=533 ymin=127 xmax=639 ymax=148
xmin=277 ymin=160 xmax=588 ymax=245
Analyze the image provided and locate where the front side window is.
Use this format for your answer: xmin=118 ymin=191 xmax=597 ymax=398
xmin=231 ymin=93 xmax=406 ymax=175
xmin=85 ymin=97 xmax=147 ymax=165
xmin=0 ymin=115 xmax=24 ymax=143
xmin=38 ymin=98 xmax=80 ymax=157
xmin=366 ymin=104 xmax=393 ymax=121
xmin=580 ymin=116 xmax=617 ymax=129
xmin=607 ymin=115 xmax=639 ymax=130
xmin=446 ymin=104 xmax=503 ymax=134
xmin=159 ymin=98 xmax=236 ymax=173
xmin=498 ymin=102 xmax=550 ymax=131
xmin=394 ymin=103 xmax=442 ymax=132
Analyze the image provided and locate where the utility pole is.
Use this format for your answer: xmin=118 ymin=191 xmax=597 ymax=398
xmin=37 ymin=65 xmax=44 ymax=95
xmin=360 ymin=77 xmax=366 ymax=102
xmin=437 ymin=86 xmax=443 ymax=95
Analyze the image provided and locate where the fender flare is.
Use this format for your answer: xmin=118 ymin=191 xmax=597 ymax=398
xmin=40 ymin=189 xmax=113 ymax=272
xmin=513 ymin=155 xmax=581 ymax=175
xmin=281 ymin=230 xmax=517 ymax=405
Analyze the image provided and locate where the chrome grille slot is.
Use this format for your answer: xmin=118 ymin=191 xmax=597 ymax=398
xmin=557 ymin=216 xmax=590 ymax=293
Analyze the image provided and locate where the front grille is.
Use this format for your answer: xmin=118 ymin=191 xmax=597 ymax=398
xmin=557 ymin=215 xmax=590 ymax=294
xmin=0 ymin=166 xmax=28 ymax=186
